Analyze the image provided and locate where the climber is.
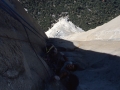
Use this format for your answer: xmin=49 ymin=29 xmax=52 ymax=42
xmin=51 ymin=61 xmax=76 ymax=79
xmin=45 ymin=43 xmax=68 ymax=72
xmin=54 ymin=61 xmax=79 ymax=81
xmin=46 ymin=43 xmax=85 ymax=73
xmin=52 ymin=60 xmax=85 ymax=85
xmin=45 ymin=44 xmax=81 ymax=90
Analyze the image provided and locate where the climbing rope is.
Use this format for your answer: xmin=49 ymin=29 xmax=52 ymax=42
xmin=46 ymin=45 xmax=55 ymax=54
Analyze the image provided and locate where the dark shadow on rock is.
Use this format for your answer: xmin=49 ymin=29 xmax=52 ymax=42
xmin=45 ymin=38 xmax=120 ymax=90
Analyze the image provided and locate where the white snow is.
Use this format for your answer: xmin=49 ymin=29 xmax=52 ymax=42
xmin=45 ymin=16 xmax=84 ymax=38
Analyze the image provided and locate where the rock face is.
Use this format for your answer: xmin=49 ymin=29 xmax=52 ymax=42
xmin=47 ymin=14 xmax=120 ymax=89
xmin=1 ymin=0 xmax=120 ymax=90
xmin=0 ymin=0 xmax=50 ymax=90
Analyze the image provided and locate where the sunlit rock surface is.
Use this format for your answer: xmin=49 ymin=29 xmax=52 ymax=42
xmin=64 ymin=15 xmax=120 ymax=41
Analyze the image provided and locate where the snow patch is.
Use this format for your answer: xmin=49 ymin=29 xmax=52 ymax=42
xmin=45 ymin=16 xmax=84 ymax=38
